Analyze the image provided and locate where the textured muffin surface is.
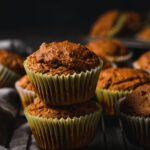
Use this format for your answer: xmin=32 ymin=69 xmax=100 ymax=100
xmin=97 ymin=68 xmax=150 ymax=91
xmin=120 ymin=84 xmax=150 ymax=117
xmin=138 ymin=25 xmax=150 ymax=41
xmin=0 ymin=50 xmax=25 ymax=75
xmin=87 ymin=39 xmax=128 ymax=57
xmin=18 ymin=75 xmax=34 ymax=91
xmin=89 ymin=10 xmax=120 ymax=37
xmin=137 ymin=51 xmax=150 ymax=70
xmin=27 ymin=98 xmax=99 ymax=119
xmin=26 ymin=41 xmax=100 ymax=75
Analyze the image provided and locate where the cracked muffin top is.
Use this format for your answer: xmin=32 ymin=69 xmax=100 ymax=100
xmin=89 ymin=10 xmax=120 ymax=37
xmin=87 ymin=39 xmax=128 ymax=57
xmin=26 ymin=41 xmax=100 ymax=75
xmin=120 ymin=84 xmax=150 ymax=117
xmin=27 ymin=97 xmax=99 ymax=119
xmin=0 ymin=50 xmax=25 ymax=75
xmin=137 ymin=51 xmax=150 ymax=70
xmin=18 ymin=75 xmax=34 ymax=91
xmin=138 ymin=25 xmax=150 ymax=41
xmin=97 ymin=68 xmax=150 ymax=91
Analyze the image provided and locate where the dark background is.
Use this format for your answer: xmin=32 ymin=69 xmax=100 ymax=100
xmin=0 ymin=0 xmax=150 ymax=48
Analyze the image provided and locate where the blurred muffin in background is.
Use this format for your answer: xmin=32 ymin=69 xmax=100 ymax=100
xmin=89 ymin=10 xmax=125 ymax=37
xmin=87 ymin=39 xmax=132 ymax=65
xmin=134 ymin=50 xmax=150 ymax=73
xmin=124 ymin=11 xmax=143 ymax=31
xmin=137 ymin=25 xmax=150 ymax=41
xmin=0 ymin=50 xmax=25 ymax=87
xmin=96 ymin=68 xmax=150 ymax=115
xmin=118 ymin=84 xmax=150 ymax=147
xmin=15 ymin=75 xmax=35 ymax=108
xmin=89 ymin=10 xmax=143 ymax=37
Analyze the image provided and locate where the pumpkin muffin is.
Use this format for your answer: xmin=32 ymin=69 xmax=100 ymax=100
xmin=118 ymin=84 xmax=150 ymax=147
xmin=0 ymin=50 xmax=25 ymax=87
xmin=24 ymin=41 xmax=103 ymax=106
xmin=89 ymin=10 xmax=143 ymax=37
xmin=25 ymin=98 xmax=102 ymax=150
xmin=89 ymin=10 xmax=126 ymax=37
xmin=96 ymin=68 xmax=150 ymax=115
xmin=134 ymin=50 xmax=150 ymax=72
xmin=137 ymin=25 xmax=150 ymax=41
xmin=87 ymin=39 xmax=132 ymax=64
xmin=15 ymin=75 xmax=35 ymax=108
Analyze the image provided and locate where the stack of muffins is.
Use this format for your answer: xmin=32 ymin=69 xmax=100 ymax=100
xmin=23 ymin=41 xmax=103 ymax=150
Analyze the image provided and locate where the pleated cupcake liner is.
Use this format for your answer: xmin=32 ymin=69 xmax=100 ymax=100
xmin=24 ymin=104 xmax=102 ymax=150
xmin=24 ymin=59 xmax=103 ymax=106
xmin=15 ymin=81 xmax=36 ymax=108
xmin=133 ymin=61 xmax=150 ymax=74
xmin=96 ymin=87 xmax=131 ymax=115
xmin=0 ymin=63 xmax=20 ymax=87
xmin=116 ymin=98 xmax=150 ymax=147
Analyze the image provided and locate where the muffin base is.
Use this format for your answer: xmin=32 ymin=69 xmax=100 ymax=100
xmin=96 ymin=87 xmax=131 ymax=115
xmin=24 ymin=59 xmax=103 ymax=106
xmin=15 ymin=81 xmax=35 ymax=108
xmin=116 ymin=99 xmax=150 ymax=147
xmin=24 ymin=104 xmax=102 ymax=150
xmin=0 ymin=63 xmax=20 ymax=87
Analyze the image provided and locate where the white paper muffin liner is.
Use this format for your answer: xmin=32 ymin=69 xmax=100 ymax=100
xmin=15 ymin=81 xmax=35 ymax=108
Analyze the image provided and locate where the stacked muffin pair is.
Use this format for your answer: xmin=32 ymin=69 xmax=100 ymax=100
xmin=23 ymin=41 xmax=103 ymax=150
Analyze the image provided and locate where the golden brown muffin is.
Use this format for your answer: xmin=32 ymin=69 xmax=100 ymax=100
xmin=136 ymin=51 xmax=150 ymax=70
xmin=89 ymin=10 xmax=143 ymax=37
xmin=97 ymin=68 xmax=150 ymax=91
xmin=0 ymin=50 xmax=25 ymax=75
xmin=18 ymin=75 xmax=34 ymax=91
xmin=89 ymin=10 xmax=120 ymax=37
xmin=120 ymin=84 xmax=150 ymax=117
xmin=124 ymin=11 xmax=143 ymax=30
xmin=138 ymin=25 xmax=150 ymax=41
xmin=28 ymin=98 xmax=99 ymax=119
xmin=87 ymin=39 xmax=128 ymax=58
xmin=26 ymin=41 xmax=100 ymax=75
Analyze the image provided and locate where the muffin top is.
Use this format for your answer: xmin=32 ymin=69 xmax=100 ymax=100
xmin=26 ymin=41 xmax=100 ymax=75
xmin=138 ymin=25 xmax=150 ymax=41
xmin=120 ymin=84 xmax=150 ymax=117
xmin=27 ymin=98 xmax=99 ymax=119
xmin=124 ymin=11 xmax=143 ymax=30
xmin=87 ymin=39 xmax=128 ymax=57
xmin=137 ymin=51 xmax=150 ymax=70
xmin=0 ymin=50 xmax=25 ymax=75
xmin=89 ymin=10 xmax=120 ymax=37
xmin=97 ymin=68 xmax=150 ymax=91
xmin=18 ymin=75 xmax=34 ymax=91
